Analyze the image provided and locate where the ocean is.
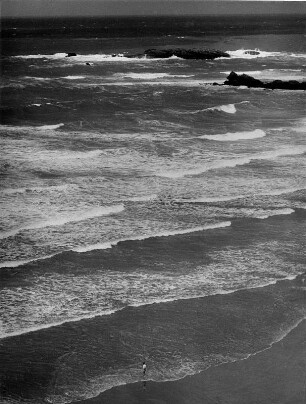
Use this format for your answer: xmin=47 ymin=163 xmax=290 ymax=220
xmin=0 ymin=15 xmax=306 ymax=403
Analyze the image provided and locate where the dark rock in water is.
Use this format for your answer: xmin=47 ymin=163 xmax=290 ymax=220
xmin=244 ymin=50 xmax=260 ymax=55
xmin=85 ymin=62 xmax=91 ymax=66
xmin=224 ymin=71 xmax=306 ymax=90
xmin=268 ymin=79 xmax=306 ymax=90
xmin=143 ymin=48 xmax=230 ymax=60
xmin=66 ymin=53 xmax=77 ymax=57
xmin=224 ymin=71 xmax=263 ymax=88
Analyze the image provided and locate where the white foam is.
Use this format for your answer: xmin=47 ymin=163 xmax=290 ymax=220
xmin=125 ymin=194 xmax=158 ymax=202
xmin=184 ymin=101 xmax=249 ymax=115
xmin=191 ymin=104 xmax=237 ymax=114
xmin=15 ymin=53 xmax=67 ymax=59
xmin=215 ymin=104 xmax=236 ymax=114
xmin=255 ymin=208 xmax=295 ymax=219
xmin=0 ymin=184 xmax=70 ymax=195
xmin=37 ymin=123 xmax=64 ymax=130
xmin=157 ymin=146 xmax=306 ymax=178
xmin=226 ymin=49 xmax=282 ymax=59
xmin=14 ymin=53 xmax=180 ymax=63
xmin=225 ymin=49 xmax=306 ymax=60
xmin=115 ymin=73 xmax=193 ymax=80
xmin=0 ymin=222 xmax=231 ymax=269
xmin=24 ymin=76 xmax=52 ymax=81
xmin=182 ymin=187 xmax=305 ymax=204
xmin=188 ymin=195 xmax=246 ymax=203
xmin=0 ymin=205 xmax=124 ymax=240
xmin=221 ymin=70 xmax=263 ymax=75
xmin=62 ymin=75 xmax=86 ymax=80
xmin=0 ymin=307 xmax=121 ymax=339
xmin=200 ymin=129 xmax=266 ymax=142
xmin=72 ymin=222 xmax=232 ymax=253
xmin=0 ymin=254 xmax=56 ymax=269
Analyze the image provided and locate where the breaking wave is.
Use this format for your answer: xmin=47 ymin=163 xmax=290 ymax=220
xmin=37 ymin=123 xmax=64 ymax=130
xmin=13 ymin=53 xmax=181 ymax=63
xmin=62 ymin=75 xmax=86 ymax=80
xmin=114 ymin=72 xmax=193 ymax=80
xmin=0 ymin=184 xmax=71 ymax=195
xmin=157 ymin=146 xmax=306 ymax=178
xmin=72 ymin=222 xmax=232 ymax=253
xmin=200 ymin=129 xmax=266 ymax=141
xmin=0 ymin=205 xmax=124 ymax=240
xmin=255 ymin=208 xmax=295 ymax=219
xmin=225 ymin=49 xmax=306 ymax=59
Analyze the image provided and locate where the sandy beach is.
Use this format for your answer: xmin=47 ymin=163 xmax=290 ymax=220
xmin=75 ymin=317 xmax=306 ymax=404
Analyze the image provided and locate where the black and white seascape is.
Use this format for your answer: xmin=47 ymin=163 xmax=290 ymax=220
xmin=1 ymin=13 xmax=306 ymax=404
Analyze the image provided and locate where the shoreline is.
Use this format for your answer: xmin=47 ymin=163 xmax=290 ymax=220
xmin=74 ymin=317 xmax=306 ymax=404
xmin=1 ymin=272 xmax=305 ymax=403
xmin=0 ymin=270 xmax=301 ymax=341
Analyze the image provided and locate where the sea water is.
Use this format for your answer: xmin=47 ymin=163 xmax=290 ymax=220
xmin=0 ymin=15 xmax=306 ymax=403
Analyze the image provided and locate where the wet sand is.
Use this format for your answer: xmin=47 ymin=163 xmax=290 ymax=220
xmin=75 ymin=318 xmax=306 ymax=404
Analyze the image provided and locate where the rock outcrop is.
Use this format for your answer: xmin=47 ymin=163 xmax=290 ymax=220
xmin=66 ymin=52 xmax=77 ymax=57
xmin=141 ymin=48 xmax=230 ymax=60
xmin=224 ymin=71 xmax=306 ymax=90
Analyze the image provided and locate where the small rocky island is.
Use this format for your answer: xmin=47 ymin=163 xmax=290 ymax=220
xmin=224 ymin=71 xmax=306 ymax=90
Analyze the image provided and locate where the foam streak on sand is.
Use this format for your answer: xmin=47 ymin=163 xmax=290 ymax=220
xmin=0 ymin=205 xmax=124 ymax=240
xmin=72 ymin=222 xmax=232 ymax=253
xmin=200 ymin=129 xmax=266 ymax=141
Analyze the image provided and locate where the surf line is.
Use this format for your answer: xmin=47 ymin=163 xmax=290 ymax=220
xmin=0 ymin=222 xmax=231 ymax=269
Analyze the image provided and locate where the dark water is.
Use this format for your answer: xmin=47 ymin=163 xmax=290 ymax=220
xmin=0 ymin=15 xmax=306 ymax=403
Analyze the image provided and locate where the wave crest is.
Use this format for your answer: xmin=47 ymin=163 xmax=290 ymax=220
xmin=37 ymin=123 xmax=64 ymax=130
xmin=157 ymin=147 xmax=306 ymax=178
xmin=0 ymin=205 xmax=124 ymax=240
xmin=72 ymin=222 xmax=232 ymax=253
xmin=200 ymin=129 xmax=266 ymax=142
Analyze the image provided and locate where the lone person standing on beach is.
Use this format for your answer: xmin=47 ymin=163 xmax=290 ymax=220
xmin=142 ymin=361 xmax=147 ymax=376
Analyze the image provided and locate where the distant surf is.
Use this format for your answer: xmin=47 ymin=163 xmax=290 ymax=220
xmin=13 ymin=53 xmax=181 ymax=63
xmin=114 ymin=73 xmax=193 ymax=80
xmin=225 ymin=49 xmax=306 ymax=59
